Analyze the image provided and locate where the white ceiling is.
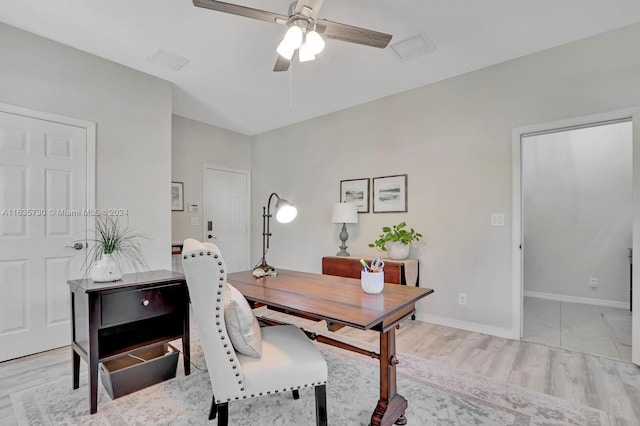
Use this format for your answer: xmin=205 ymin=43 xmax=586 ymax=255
xmin=2 ymin=0 xmax=640 ymax=135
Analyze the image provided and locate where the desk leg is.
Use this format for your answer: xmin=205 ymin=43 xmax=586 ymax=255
xmin=72 ymin=349 xmax=80 ymax=389
xmin=88 ymin=294 xmax=100 ymax=415
xmin=183 ymin=299 xmax=191 ymax=376
xmin=370 ymin=328 xmax=407 ymax=426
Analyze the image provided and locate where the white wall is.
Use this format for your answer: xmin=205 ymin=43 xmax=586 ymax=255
xmin=0 ymin=22 xmax=173 ymax=271
xmin=252 ymin=23 xmax=640 ymax=336
xmin=171 ymin=115 xmax=252 ymax=244
xmin=522 ymin=122 xmax=632 ymax=303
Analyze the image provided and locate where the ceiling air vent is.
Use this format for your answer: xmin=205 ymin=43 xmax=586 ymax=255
xmin=147 ymin=49 xmax=191 ymax=71
xmin=390 ymin=32 xmax=436 ymax=61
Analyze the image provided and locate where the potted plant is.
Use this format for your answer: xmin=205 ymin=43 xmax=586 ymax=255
xmin=368 ymin=221 xmax=422 ymax=260
xmin=86 ymin=214 xmax=148 ymax=282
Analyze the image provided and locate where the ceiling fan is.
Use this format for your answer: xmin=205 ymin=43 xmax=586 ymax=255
xmin=193 ymin=0 xmax=393 ymax=72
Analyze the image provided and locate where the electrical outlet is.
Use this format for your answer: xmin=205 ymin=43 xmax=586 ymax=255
xmin=458 ymin=293 xmax=467 ymax=305
xmin=590 ymin=277 xmax=598 ymax=288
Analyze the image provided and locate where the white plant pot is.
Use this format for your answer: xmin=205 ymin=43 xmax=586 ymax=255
xmin=386 ymin=242 xmax=410 ymax=260
xmin=90 ymin=253 xmax=123 ymax=282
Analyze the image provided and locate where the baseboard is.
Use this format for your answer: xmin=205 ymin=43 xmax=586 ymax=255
xmin=524 ymin=291 xmax=628 ymax=310
xmin=414 ymin=313 xmax=517 ymax=340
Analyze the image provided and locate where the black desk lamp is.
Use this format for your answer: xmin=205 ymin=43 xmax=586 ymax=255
xmin=254 ymin=192 xmax=297 ymax=275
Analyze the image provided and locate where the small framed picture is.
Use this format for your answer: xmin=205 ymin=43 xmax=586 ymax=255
xmin=372 ymin=174 xmax=408 ymax=213
xmin=340 ymin=178 xmax=369 ymax=213
xmin=171 ymin=182 xmax=184 ymax=211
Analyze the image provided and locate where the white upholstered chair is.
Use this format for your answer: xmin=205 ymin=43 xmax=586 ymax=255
xmin=181 ymin=239 xmax=328 ymax=425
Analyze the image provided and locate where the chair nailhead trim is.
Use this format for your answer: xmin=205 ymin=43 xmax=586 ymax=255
xmin=218 ymin=329 xmax=223 ymax=333
xmin=224 ymin=343 xmax=228 ymax=348
xmin=243 ymin=396 xmax=247 ymax=399
xmin=216 ymin=314 xmax=220 ymax=318
xmin=191 ymin=253 xmax=195 ymax=257
xmin=183 ymin=255 xmax=187 ymax=259
xmin=219 ymin=277 xmax=224 ymax=281
xmin=216 ymin=306 xmax=220 ymax=310
xmin=214 ymin=255 xmax=219 ymax=259
xmin=218 ymin=262 xmax=222 ymax=266
xmin=199 ymin=251 xmax=204 ymax=256
xmin=220 ymin=269 xmax=225 ymax=273
xmin=240 ymin=387 xmax=244 ymax=391
xmin=216 ymin=322 xmax=220 ymax=326
xmin=236 ymin=373 xmax=240 ymax=377
xmin=207 ymin=251 xmax=211 ymax=255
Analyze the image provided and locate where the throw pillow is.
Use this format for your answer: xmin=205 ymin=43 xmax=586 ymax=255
xmin=224 ymin=283 xmax=262 ymax=358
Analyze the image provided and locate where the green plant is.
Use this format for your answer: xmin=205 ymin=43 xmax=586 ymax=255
xmin=368 ymin=221 xmax=422 ymax=251
xmin=85 ymin=214 xmax=149 ymax=272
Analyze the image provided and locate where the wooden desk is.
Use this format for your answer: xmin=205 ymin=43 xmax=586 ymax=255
xmin=228 ymin=270 xmax=434 ymax=426
xmin=68 ymin=270 xmax=190 ymax=414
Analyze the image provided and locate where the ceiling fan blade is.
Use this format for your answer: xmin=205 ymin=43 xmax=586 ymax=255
xmin=273 ymin=55 xmax=291 ymax=72
xmin=294 ymin=0 xmax=324 ymax=19
xmin=193 ymin=0 xmax=288 ymax=25
xmin=316 ymin=19 xmax=392 ymax=49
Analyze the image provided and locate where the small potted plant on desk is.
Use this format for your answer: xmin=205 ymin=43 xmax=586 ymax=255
xmin=86 ymin=214 xmax=148 ymax=282
xmin=369 ymin=221 xmax=422 ymax=260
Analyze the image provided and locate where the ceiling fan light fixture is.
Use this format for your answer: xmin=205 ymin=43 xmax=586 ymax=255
xmin=276 ymin=40 xmax=295 ymax=60
xmin=298 ymin=42 xmax=316 ymax=62
xmin=305 ymin=30 xmax=325 ymax=55
xmin=283 ymin=25 xmax=303 ymax=50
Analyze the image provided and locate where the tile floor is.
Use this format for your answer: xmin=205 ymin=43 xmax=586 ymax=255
xmin=523 ymin=297 xmax=632 ymax=362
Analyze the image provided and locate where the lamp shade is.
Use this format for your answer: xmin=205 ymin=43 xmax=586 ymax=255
xmin=275 ymin=198 xmax=297 ymax=223
xmin=298 ymin=42 xmax=315 ymax=62
xmin=305 ymin=30 xmax=325 ymax=55
xmin=332 ymin=203 xmax=358 ymax=224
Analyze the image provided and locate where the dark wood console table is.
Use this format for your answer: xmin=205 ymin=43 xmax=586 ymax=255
xmin=322 ymin=256 xmax=419 ymax=287
xmin=68 ymin=270 xmax=190 ymax=414
xmin=322 ymin=256 xmax=419 ymax=321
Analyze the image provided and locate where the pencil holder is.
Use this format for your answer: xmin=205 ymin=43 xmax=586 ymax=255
xmin=361 ymin=271 xmax=384 ymax=294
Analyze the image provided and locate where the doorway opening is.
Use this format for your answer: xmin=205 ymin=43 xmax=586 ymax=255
xmin=517 ymin=118 xmax=632 ymax=361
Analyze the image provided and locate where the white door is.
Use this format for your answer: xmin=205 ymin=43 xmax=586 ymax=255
xmin=204 ymin=166 xmax=250 ymax=273
xmin=0 ymin=108 xmax=93 ymax=361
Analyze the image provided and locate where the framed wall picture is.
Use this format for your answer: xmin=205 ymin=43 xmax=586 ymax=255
xmin=340 ymin=178 xmax=369 ymax=213
xmin=372 ymin=174 xmax=408 ymax=213
xmin=171 ymin=182 xmax=184 ymax=211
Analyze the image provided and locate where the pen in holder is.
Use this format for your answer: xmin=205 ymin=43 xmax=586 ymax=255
xmin=361 ymin=270 xmax=384 ymax=294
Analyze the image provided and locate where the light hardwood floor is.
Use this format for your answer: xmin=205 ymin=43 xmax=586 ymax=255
xmin=1 ymin=312 xmax=639 ymax=425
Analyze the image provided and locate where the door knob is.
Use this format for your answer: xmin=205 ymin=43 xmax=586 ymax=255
xmin=208 ymin=235 xmax=217 ymax=239
xmin=72 ymin=242 xmax=84 ymax=250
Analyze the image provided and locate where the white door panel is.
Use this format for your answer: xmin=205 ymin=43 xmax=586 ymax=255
xmin=0 ymin=110 xmax=92 ymax=361
xmin=204 ymin=167 xmax=250 ymax=273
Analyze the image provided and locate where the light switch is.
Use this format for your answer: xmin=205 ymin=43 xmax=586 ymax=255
xmin=191 ymin=217 xmax=199 ymax=226
xmin=491 ymin=213 xmax=505 ymax=227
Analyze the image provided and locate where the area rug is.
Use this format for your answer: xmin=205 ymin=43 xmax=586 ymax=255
xmin=11 ymin=342 xmax=609 ymax=426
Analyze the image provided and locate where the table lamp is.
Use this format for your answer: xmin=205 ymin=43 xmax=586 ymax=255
xmin=332 ymin=202 xmax=358 ymax=256
xmin=255 ymin=192 xmax=297 ymax=275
